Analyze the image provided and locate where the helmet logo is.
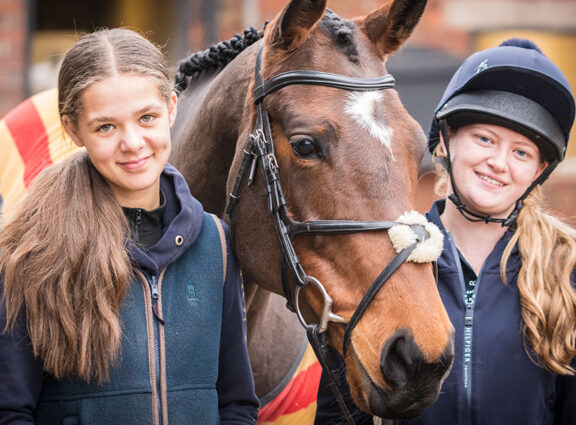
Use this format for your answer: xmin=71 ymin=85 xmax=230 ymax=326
xmin=475 ymin=59 xmax=489 ymax=74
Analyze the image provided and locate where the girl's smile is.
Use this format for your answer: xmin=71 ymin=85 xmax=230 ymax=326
xmin=119 ymin=155 xmax=152 ymax=170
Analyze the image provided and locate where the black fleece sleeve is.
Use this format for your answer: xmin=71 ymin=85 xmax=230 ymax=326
xmin=0 ymin=288 xmax=43 ymax=425
xmin=554 ymin=371 xmax=576 ymax=425
xmin=216 ymin=224 xmax=259 ymax=425
xmin=553 ymin=272 xmax=576 ymax=425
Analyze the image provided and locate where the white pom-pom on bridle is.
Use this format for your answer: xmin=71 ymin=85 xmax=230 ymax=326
xmin=388 ymin=211 xmax=444 ymax=263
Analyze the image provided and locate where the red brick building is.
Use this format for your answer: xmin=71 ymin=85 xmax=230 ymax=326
xmin=0 ymin=0 xmax=28 ymax=116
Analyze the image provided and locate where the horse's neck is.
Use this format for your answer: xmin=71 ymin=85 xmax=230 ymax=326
xmin=170 ymin=48 xmax=257 ymax=215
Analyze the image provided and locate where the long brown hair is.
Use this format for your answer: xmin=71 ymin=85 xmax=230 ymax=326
xmin=433 ymin=143 xmax=576 ymax=375
xmin=1 ymin=28 xmax=173 ymax=383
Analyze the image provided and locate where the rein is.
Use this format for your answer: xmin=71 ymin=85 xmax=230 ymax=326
xmin=227 ymin=45 xmax=432 ymax=424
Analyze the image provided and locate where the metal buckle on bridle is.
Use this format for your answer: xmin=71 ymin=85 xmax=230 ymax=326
xmin=247 ymin=130 xmax=266 ymax=186
xmin=295 ymin=276 xmax=347 ymax=333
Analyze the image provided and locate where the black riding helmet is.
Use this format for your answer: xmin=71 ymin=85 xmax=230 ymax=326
xmin=429 ymin=38 xmax=575 ymax=226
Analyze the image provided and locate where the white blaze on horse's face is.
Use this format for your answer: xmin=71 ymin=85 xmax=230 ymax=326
xmin=345 ymin=91 xmax=395 ymax=159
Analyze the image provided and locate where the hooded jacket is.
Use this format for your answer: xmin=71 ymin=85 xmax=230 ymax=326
xmin=0 ymin=164 xmax=259 ymax=425
xmin=315 ymin=200 xmax=576 ymax=425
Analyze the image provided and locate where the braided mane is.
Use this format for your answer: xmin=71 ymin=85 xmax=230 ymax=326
xmin=174 ymin=11 xmax=359 ymax=93
xmin=175 ymin=27 xmax=263 ymax=93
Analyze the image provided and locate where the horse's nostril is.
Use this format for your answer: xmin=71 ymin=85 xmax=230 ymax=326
xmin=380 ymin=329 xmax=420 ymax=388
xmin=380 ymin=328 xmax=454 ymax=393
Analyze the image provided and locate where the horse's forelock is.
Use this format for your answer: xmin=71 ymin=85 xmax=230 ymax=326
xmin=317 ymin=9 xmax=359 ymax=62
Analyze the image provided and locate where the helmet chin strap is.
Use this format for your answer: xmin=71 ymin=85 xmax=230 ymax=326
xmin=446 ymin=193 xmax=521 ymax=227
xmin=438 ymin=120 xmax=556 ymax=228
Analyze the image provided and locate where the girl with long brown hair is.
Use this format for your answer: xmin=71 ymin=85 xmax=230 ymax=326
xmin=315 ymin=38 xmax=576 ymax=425
xmin=0 ymin=28 xmax=258 ymax=425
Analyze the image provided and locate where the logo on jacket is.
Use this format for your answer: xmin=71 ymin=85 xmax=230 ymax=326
xmin=187 ymin=282 xmax=199 ymax=302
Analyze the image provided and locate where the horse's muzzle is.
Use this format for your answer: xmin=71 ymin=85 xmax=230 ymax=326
xmin=362 ymin=327 xmax=454 ymax=419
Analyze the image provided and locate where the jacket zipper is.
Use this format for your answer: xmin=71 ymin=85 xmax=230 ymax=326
xmin=446 ymin=233 xmax=479 ymax=425
xmin=135 ymin=209 xmax=142 ymax=242
xmin=148 ymin=272 xmax=163 ymax=424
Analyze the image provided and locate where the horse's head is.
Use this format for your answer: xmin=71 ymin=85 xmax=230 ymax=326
xmin=229 ymin=0 xmax=454 ymax=419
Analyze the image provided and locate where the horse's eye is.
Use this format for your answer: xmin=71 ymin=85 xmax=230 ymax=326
xmin=290 ymin=138 xmax=322 ymax=159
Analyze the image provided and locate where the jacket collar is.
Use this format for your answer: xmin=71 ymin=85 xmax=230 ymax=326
xmin=127 ymin=164 xmax=204 ymax=274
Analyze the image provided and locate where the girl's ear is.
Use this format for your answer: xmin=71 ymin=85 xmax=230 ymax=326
xmin=534 ymin=160 xmax=549 ymax=182
xmin=438 ymin=130 xmax=449 ymax=157
xmin=62 ymin=115 xmax=84 ymax=147
xmin=168 ymin=92 xmax=178 ymax=127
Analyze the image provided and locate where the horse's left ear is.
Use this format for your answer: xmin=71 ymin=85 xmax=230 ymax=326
xmin=361 ymin=0 xmax=427 ymax=57
xmin=269 ymin=0 xmax=327 ymax=51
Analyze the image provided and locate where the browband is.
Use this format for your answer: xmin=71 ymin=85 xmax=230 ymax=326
xmin=254 ymin=70 xmax=396 ymax=103
xmin=253 ymin=45 xmax=395 ymax=103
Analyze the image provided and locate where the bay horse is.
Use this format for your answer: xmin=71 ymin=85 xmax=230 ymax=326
xmin=171 ymin=0 xmax=454 ymax=421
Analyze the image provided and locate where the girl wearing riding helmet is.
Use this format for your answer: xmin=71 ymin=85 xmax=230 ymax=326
xmin=0 ymin=28 xmax=258 ymax=424
xmin=314 ymin=38 xmax=576 ymax=425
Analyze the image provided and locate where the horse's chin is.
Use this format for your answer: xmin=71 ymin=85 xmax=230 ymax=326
xmin=349 ymin=347 xmax=444 ymax=420
xmin=366 ymin=377 xmax=440 ymax=420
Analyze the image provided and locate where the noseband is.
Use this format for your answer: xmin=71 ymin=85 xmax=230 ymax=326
xmin=227 ymin=45 xmax=432 ymax=424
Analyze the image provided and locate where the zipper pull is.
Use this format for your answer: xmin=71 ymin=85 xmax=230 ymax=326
xmin=150 ymin=275 xmax=165 ymax=325
xmin=465 ymin=303 xmax=473 ymax=326
xmin=150 ymin=275 xmax=159 ymax=300
xmin=152 ymin=305 xmax=165 ymax=325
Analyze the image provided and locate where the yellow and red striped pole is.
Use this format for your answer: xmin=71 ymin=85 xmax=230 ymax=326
xmin=0 ymin=88 xmax=82 ymax=216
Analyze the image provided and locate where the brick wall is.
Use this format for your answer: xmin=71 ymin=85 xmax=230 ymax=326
xmin=0 ymin=0 xmax=28 ymax=118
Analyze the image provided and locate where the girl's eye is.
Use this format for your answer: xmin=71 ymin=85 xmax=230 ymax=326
xmin=289 ymin=137 xmax=323 ymax=159
xmin=97 ymin=124 xmax=114 ymax=133
xmin=478 ymin=135 xmax=491 ymax=144
xmin=515 ymin=149 xmax=528 ymax=158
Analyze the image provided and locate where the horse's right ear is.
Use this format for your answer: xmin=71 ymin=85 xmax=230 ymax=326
xmin=362 ymin=0 xmax=427 ymax=57
xmin=268 ymin=0 xmax=327 ymax=51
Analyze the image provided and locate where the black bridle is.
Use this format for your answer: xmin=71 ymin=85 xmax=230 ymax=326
xmin=226 ymin=46 xmax=431 ymax=424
